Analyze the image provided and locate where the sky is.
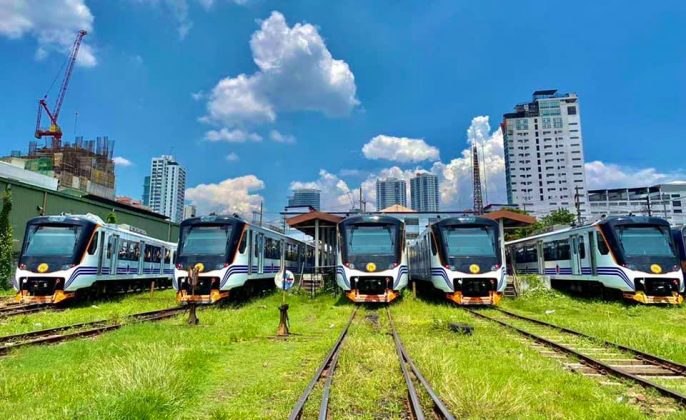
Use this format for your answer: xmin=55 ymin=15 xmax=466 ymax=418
xmin=1 ymin=0 xmax=685 ymax=225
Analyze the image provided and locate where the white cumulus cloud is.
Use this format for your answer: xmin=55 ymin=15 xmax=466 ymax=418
xmin=205 ymin=128 xmax=262 ymax=142
xmin=112 ymin=156 xmax=133 ymax=167
xmin=362 ymin=135 xmax=440 ymax=163
xmin=225 ymin=152 xmax=239 ymax=162
xmin=201 ymin=11 xmax=358 ymax=130
xmin=290 ymin=116 xmax=506 ymax=212
xmin=186 ymin=175 xmax=264 ymax=217
xmin=584 ymin=161 xmax=686 ymax=190
xmin=269 ymin=130 xmax=296 ymax=144
xmin=0 ymin=0 xmax=96 ymax=66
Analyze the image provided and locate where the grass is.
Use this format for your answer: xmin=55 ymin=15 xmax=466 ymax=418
xmin=2 ymin=287 xmax=686 ymax=418
xmin=389 ymin=294 xmax=676 ymax=419
xmin=0 ymin=291 xmax=355 ymax=419
xmin=0 ymin=289 xmax=180 ymax=337
xmin=501 ymin=286 xmax=686 ymax=364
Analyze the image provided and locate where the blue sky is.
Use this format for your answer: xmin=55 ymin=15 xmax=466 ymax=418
xmin=1 ymin=0 xmax=685 ymax=223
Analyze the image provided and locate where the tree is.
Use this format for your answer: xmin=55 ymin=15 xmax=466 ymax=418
xmin=106 ymin=210 xmax=118 ymax=224
xmin=540 ymin=209 xmax=576 ymax=227
xmin=0 ymin=187 xmax=14 ymax=290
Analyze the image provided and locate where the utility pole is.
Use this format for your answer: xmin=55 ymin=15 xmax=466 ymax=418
xmin=574 ymin=186 xmax=582 ymax=224
xmin=259 ymin=201 xmax=263 ymax=226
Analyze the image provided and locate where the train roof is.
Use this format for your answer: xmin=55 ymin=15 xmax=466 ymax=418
xmin=27 ymin=214 xmax=176 ymax=246
xmin=506 ymin=215 xmax=672 ymax=246
xmin=180 ymin=215 xmax=245 ymax=226
xmin=338 ymin=214 xmax=404 ymax=227
xmin=432 ymin=216 xmax=499 ymax=229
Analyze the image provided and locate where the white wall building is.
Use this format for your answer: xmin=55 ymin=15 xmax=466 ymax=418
xmin=502 ymin=90 xmax=588 ymax=219
xmin=148 ymin=155 xmax=186 ymax=223
xmin=588 ymin=182 xmax=686 ymax=226
xmin=183 ymin=204 xmax=197 ymax=220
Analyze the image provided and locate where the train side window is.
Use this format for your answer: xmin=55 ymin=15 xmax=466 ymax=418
xmin=597 ymin=234 xmax=610 ymax=255
xmin=557 ymin=241 xmax=571 ymax=260
xmin=429 ymin=233 xmax=437 ymax=256
xmin=578 ymin=238 xmax=585 ymax=259
xmin=87 ymin=233 xmax=98 ymax=255
xmin=106 ymin=237 xmax=114 ymax=259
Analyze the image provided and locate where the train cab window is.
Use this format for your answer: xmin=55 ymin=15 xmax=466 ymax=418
xmin=597 ymin=234 xmax=610 ymax=255
xmin=238 ymin=231 xmax=248 ymax=254
xmin=87 ymin=234 xmax=98 ymax=255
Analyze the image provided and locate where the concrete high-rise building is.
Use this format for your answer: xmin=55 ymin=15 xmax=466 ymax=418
xmin=587 ymin=183 xmax=686 ymax=225
xmin=287 ymin=189 xmax=321 ymax=210
xmin=148 ymin=155 xmax=186 ymax=223
xmin=376 ymin=178 xmax=407 ymax=210
xmin=142 ymin=176 xmax=150 ymax=206
xmin=502 ymin=90 xmax=588 ymax=218
xmin=410 ymin=173 xmax=439 ymax=212
xmin=183 ymin=204 xmax=197 ymax=220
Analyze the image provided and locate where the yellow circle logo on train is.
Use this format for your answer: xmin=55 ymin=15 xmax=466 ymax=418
xmin=650 ymin=264 xmax=662 ymax=274
xmin=37 ymin=263 xmax=49 ymax=273
xmin=469 ymin=264 xmax=480 ymax=274
xmin=194 ymin=263 xmax=205 ymax=272
xmin=366 ymin=262 xmax=377 ymax=272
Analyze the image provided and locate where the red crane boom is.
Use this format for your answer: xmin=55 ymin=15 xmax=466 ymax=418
xmin=35 ymin=30 xmax=88 ymax=148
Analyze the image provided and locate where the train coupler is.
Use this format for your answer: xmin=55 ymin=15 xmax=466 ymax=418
xmin=623 ymin=291 xmax=683 ymax=305
xmin=176 ymin=289 xmax=229 ymax=304
xmin=446 ymin=291 xmax=501 ymax=306
xmin=346 ymin=289 xmax=399 ymax=303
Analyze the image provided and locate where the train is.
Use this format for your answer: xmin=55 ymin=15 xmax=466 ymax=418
xmin=409 ymin=216 xmax=506 ymax=305
xmin=174 ymin=215 xmax=315 ymax=304
xmin=336 ymin=215 xmax=409 ymax=303
xmin=14 ymin=214 xmax=177 ymax=304
xmin=507 ymin=216 xmax=684 ymax=304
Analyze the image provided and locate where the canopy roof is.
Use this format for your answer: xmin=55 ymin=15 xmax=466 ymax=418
xmin=286 ymin=211 xmax=344 ymax=236
xmin=482 ymin=210 xmax=536 ymax=229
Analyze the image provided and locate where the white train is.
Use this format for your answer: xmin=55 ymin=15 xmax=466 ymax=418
xmin=15 ymin=214 xmax=176 ymax=304
xmin=507 ymin=216 xmax=684 ymax=304
xmin=174 ymin=215 xmax=314 ymax=304
xmin=410 ymin=217 xmax=505 ymax=305
xmin=336 ymin=215 xmax=408 ymax=303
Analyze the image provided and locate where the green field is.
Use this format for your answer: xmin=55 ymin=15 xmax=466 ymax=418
xmin=0 ymin=287 xmax=685 ymax=418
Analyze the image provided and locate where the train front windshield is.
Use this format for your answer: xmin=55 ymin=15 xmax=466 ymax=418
xmin=342 ymin=224 xmax=400 ymax=270
xmin=176 ymin=223 xmax=239 ymax=270
xmin=19 ymin=223 xmax=93 ymax=270
xmin=439 ymin=226 xmax=500 ymax=271
xmin=615 ymin=226 xmax=678 ymax=266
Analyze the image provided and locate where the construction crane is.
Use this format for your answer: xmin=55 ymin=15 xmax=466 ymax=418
xmin=34 ymin=30 xmax=87 ymax=148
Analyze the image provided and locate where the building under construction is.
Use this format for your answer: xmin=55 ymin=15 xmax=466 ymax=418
xmin=3 ymin=136 xmax=116 ymax=199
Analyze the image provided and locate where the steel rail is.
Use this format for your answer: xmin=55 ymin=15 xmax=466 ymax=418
xmin=387 ymin=307 xmax=425 ymax=420
xmin=387 ymin=308 xmax=456 ymax=420
xmin=466 ymin=308 xmax=686 ymax=407
xmin=0 ymin=303 xmax=50 ymax=318
xmin=0 ymin=307 xmax=186 ymax=356
xmin=494 ymin=307 xmax=686 ymax=375
xmin=289 ymin=307 xmax=358 ymax=420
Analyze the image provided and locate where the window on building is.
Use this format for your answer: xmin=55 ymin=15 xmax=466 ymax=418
xmin=567 ymin=106 xmax=577 ymax=115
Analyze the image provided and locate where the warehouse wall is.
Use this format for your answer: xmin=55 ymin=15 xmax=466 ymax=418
xmin=0 ymin=177 xmax=179 ymax=253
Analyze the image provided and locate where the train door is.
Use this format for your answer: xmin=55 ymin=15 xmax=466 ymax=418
xmin=97 ymin=231 xmax=107 ymax=275
xmin=536 ymin=241 xmax=544 ymax=274
xmin=588 ymin=232 xmax=598 ymax=275
xmin=255 ymin=233 xmax=265 ymax=274
xmin=109 ymin=235 xmax=120 ymax=275
xmin=570 ymin=236 xmax=582 ymax=275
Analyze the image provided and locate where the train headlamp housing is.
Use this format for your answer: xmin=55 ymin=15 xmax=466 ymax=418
xmin=344 ymin=262 xmax=355 ymax=270
xmin=388 ymin=262 xmax=398 ymax=269
xmin=60 ymin=264 xmax=75 ymax=271
xmin=444 ymin=264 xmax=456 ymax=271
xmin=490 ymin=264 xmax=501 ymax=272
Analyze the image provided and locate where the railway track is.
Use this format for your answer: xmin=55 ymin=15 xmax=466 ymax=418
xmin=289 ymin=307 xmax=454 ymax=420
xmin=466 ymin=307 xmax=686 ymax=408
xmin=0 ymin=303 xmax=51 ymax=318
xmin=0 ymin=307 xmax=186 ymax=356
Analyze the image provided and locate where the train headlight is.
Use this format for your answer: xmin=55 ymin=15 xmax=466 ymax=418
xmin=344 ymin=262 xmax=355 ymax=270
xmin=60 ymin=264 xmax=75 ymax=271
xmin=622 ymin=263 xmax=638 ymax=271
xmin=490 ymin=264 xmax=501 ymax=271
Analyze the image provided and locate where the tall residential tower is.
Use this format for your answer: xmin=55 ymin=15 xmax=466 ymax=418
xmin=376 ymin=178 xmax=407 ymax=210
xmin=410 ymin=173 xmax=439 ymax=212
xmin=148 ymin=155 xmax=186 ymax=223
xmin=502 ymin=90 xmax=588 ymax=218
